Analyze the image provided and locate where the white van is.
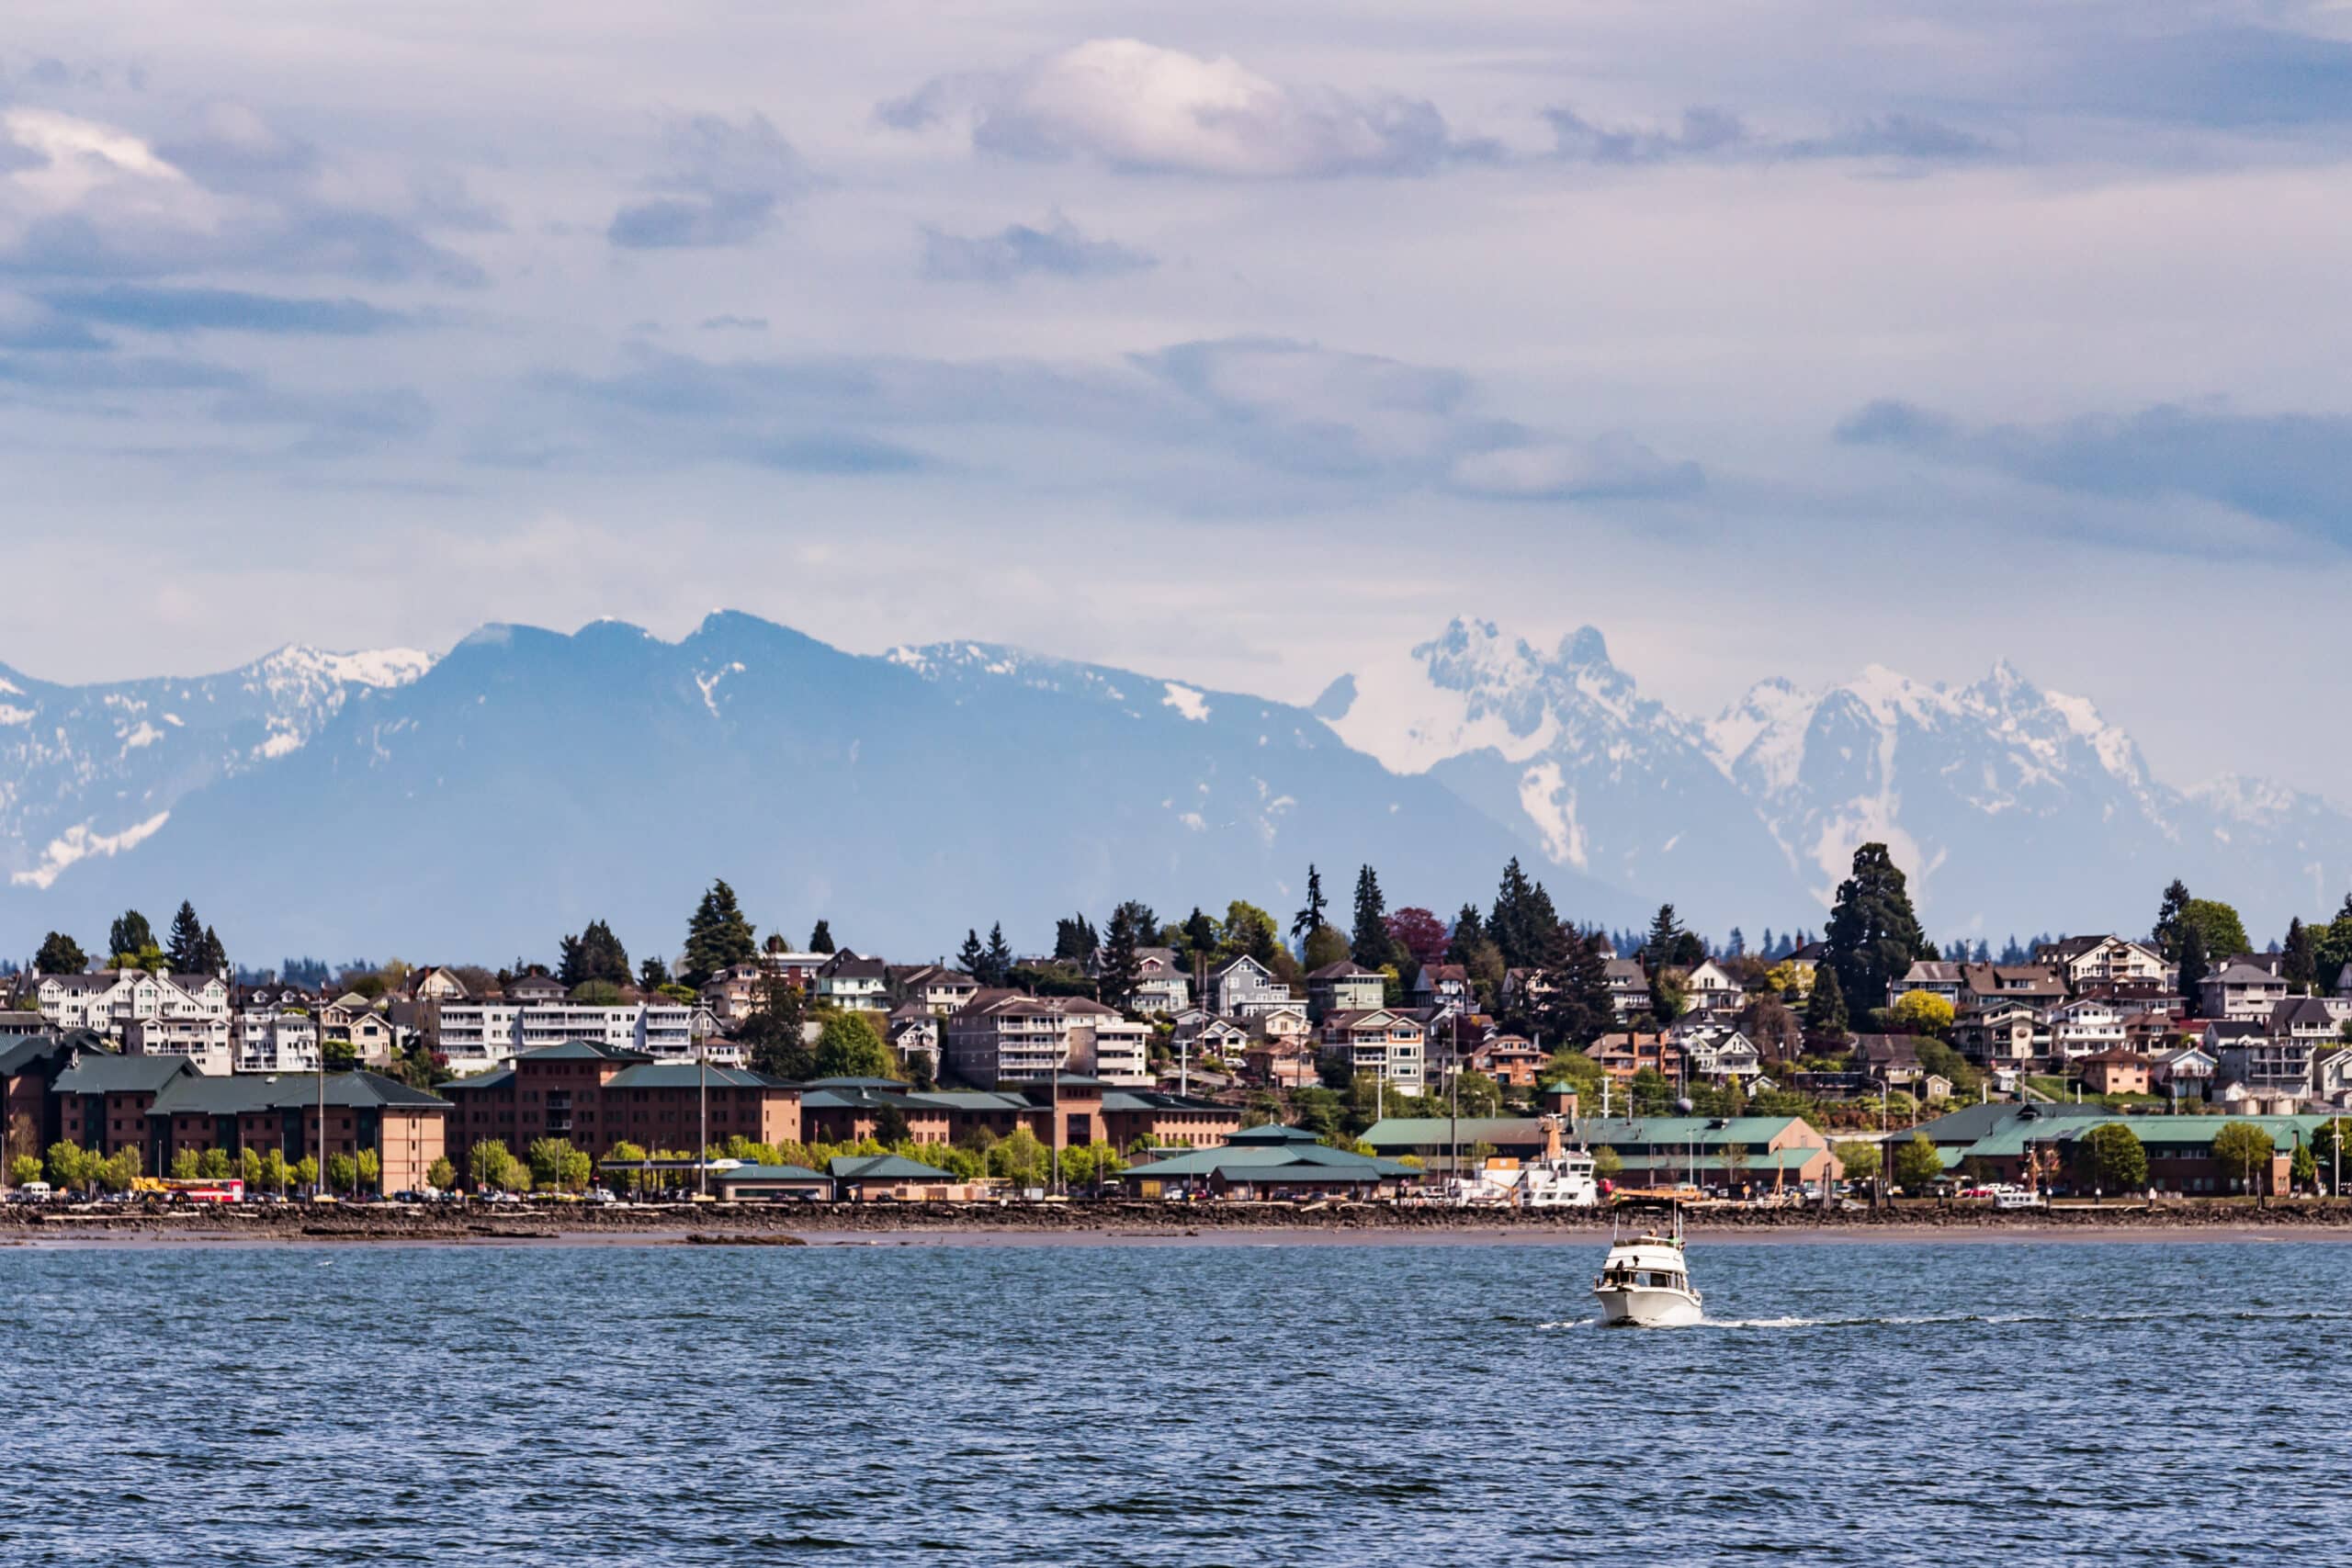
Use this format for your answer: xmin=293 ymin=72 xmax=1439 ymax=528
xmin=11 ymin=1180 xmax=52 ymax=1202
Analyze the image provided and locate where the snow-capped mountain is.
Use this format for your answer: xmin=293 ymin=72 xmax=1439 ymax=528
xmin=0 ymin=644 xmax=432 ymax=893
xmin=0 ymin=614 xmax=1637 ymax=964
xmin=1327 ymin=618 xmax=2352 ymax=940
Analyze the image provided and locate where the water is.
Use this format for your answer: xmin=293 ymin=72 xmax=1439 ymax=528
xmin=2 ymin=1235 xmax=2345 ymax=1565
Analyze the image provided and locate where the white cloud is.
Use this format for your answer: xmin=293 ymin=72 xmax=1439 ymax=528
xmin=881 ymin=38 xmax=1483 ymax=177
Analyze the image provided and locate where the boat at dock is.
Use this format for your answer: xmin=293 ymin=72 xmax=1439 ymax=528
xmin=1591 ymin=1196 xmax=1702 ymax=1327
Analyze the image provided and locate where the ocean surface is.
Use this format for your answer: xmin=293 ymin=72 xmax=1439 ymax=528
xmin=2 ymin=1235 xmax=2345 ymax=1565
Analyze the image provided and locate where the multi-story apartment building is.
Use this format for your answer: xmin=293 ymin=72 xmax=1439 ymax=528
xmin=424 ymin=1000 xmax=698 ymax=1077
xmin=945 ymin=992 xmax=1142 ymax=1086
xmin=1317 ymin=1009 xmax=1427 ymax=1094
xmin=438 ymin=1042 xmax=800 ymax=1165
xmin=34 ymin=970 xmax=232 ymax=1040
xmin=122 ymin=1015 xmax=233 ymax=1077
xmin=236 ymin=1009 xmax=322 ymax=1074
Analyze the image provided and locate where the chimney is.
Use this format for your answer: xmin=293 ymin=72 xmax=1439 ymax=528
xmin=1540 ymin=1083 xmax=1578 ymax=1120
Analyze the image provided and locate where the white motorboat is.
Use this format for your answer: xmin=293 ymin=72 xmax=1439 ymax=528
xmin=1591 ymin=1198 xmax=1702 ymax=1327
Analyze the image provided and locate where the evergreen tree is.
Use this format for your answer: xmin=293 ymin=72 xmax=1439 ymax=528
xmin=1488 ymin=858 xmax=1560 ymax=970
xmin=2153 ymin=879 xmax=2193 ymax=959
xmin=1726 ymin=926 xmax=1746 ymax=958
xmin=2178 ymin=923 xmax=2210 ymax=1020
xmin=956 ymin=929 xmax=989 ymax=985
xmin=164 ymin=901 xmax=207 ymax=974
xmin=808 ymin=919 xmax=835 ymax=954
xmin=639 ymin=955 xmax=673 ymax=990
xmin=1099 ymin=902 xmax=1143 ymax=1011
xmin=1997 ymin=934 xmax=2024 ymax=964
xmin=1351 ymin=865 xmax=1395 ymax=970
xmin=983 ymin=923 xmax=1014 ymax=988
xmin=108 ymin=910 xmax=153 ymax=964
xmin=1180 ymin=908 xmax=1219 ymax=964
xmin=1447 ymin=905 xmax=1486 ymax=965
xmin=557 ymin=919 xmax=632 ymax=988
xmin=1972 ymin=940 xmax=1991 ymax=964
xmin=34 ymin=931 xmax=86 ymax=976
xmin=1052 ymin=914 xmax=1098 ymax=964
xmin=681 ymin=879 xmax=757 ymax=986
xmin=1824 ymin=843 xmax=1931 ymax=1010
xmin=1291 ymin=865 xmax=1329 ymax=948
xmin=198 ymin=926 xmax=229 ymax=978
xmin=1758 ymin=927 xmax=1775 ymax=960
xmin=2283 ymin=917 xmax=2316 ymax=993
xmin=1534 ymin=931 xmax=1618 ymax=1048
xmin=740 ymin=971 xmax=812 ymax=1079
xmin=764 ymin=932 xmax=787 ymax=954
xmin=1805 ymin=964 xmax=1849 ymax=1038
xmin=1643 ymin=904 xmax=1681 ymax=966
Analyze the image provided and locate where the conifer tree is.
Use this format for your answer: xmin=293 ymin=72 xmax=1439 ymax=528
xmin=1823 ymin=844 xmax=1932 ymax=1011
xmin=2153 ymin=879 xmax=2193 ymax=960
xmin=983 ymin=923 xmax=1014 ymax=988
xmin=1447 ymin=905 xmax=1485 ymax=965
xmin=1099 ymin=902 xmax=1143 ymax=1012
xmin=163 ymin=901 xmax=207 ymax=974
xmin=2283 ymin=917 xmax=2316 ymax=993
xmin=1291 ymin=865 xmax=1328 ymax=948
xmin=956 ymin=929 xmax=988 ymax=983
xmin=108 ymin=910 xmax=154 ymax=964
xmin=1351 ymin=865 xmax=1395 ymax=970
xmin=1805 ymin=964 xmax=1849 ymax=1038
xmin=34 ymin=931 xmax=86 ymax=976
xmin=558 ymin=919 xmax=632 ymax=988
xmin=681 ymin=880 xmax=757 ymax=987
xmin=808 ymin=919 xmax=835 ymax=954
xmin=2178 ymin=923 xmax=2210 ymax=1020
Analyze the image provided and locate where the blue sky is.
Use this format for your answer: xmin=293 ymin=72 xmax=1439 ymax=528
xmin=4 ymin=2 xmax=2351 ymax=799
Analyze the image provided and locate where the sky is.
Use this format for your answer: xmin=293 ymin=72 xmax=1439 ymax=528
xmin=4 ymin=1 xmax=2352 ymax=801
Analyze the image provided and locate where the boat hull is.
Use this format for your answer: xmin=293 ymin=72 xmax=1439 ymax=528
xmin=1592 ymin=1285 xmax=1703 ymax=1327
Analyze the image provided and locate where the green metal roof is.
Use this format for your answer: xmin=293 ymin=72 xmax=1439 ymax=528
xmin=1955 ymin=1111 xmax=2332 ymax=1160
xmin=514 ymin=1041 xmax=649 ymax=1062
xmin=51 ymin=1052 xmax=193 ymax=1095
xmin=148 ymin=1069 xmax=450 ymax=1116
xmin=711 ymin=1163 xmax=829 ymax=1183
xmin=828 ymin=1154 xmax=954 ymax=1181
xmin=1118 ymin=1144 xmax=1415 ymax=1181
xmin=1363 ymin=1117 xmax=1549 ymax=1149
xmin=602 ymin=1063 xmax=786 ymax=1091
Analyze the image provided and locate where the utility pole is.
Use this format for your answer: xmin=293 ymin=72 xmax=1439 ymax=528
xmin=697 ymin=1032 xmax=708 ymax=1200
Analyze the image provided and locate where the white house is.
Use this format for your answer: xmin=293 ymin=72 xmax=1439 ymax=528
xmin=123 ymin=1014 xmax=233 ymax=1076
xmin=2032 ymin=935 xmax=2172 ymax=991
xmin=1317 ymin=1008 xmax=1427 ymax=1094
xmin=2048 ymin=998 xmax=2129 ymax=1061
xmin=815 ymin=953 xmax=890 ymax=1011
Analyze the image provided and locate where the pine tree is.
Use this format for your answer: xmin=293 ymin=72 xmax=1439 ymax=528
xmin=2283 ymin=917 xmax=2316 ymax=993
xmin=1100 ymin=902 xmax=1142 ymax=1012
xmin=1052 ymin=915 xmax=1097 ymax=963
xmin=956 ymin=929 xmax=988 ymax=983
xmin=1446 ymin=905 xmax=1485 ymax=965
xmin=198 ymin=926 xmax=229 ymax=978
xmin=1805 ymin=964 xmax=1849 ymax=1038
xmin=1181 ymin=908 xmax=1218 ymax=964
xmin=1726 ymin=927 xmax=1746 ymax=958
xmin=558 ymin=919 xmax=631 ymax=988
xmin=764 ymin=933 xmax=787 ymax=954
xmin=2179 ymin=923 xmax=2210 ymax=1019
xmin=108 ymin=910 xmax=153 ymax=964
xmin=1488 ymin=858 xmax=1560 ymax=971
xmin=639 ymin=955 xmax=673 ymax=990
xmin=2154 ymin=879 xmax=2193 ymax=960
xmin=164 ymin=901 xmax=207 ymax=975
xmin=808 ymin=919 xmax=835 ymax=954
xmin=1535 ymin=931 xmax=1618 ymax=1048
xmin=984 ymin=923 xmax=1014 ymax=988
xmin=1823 ymin=844 xmax=1931 ymax=1010
xmin=681 ymin=879 xmax=757 ymax=986
xmin=1351 ymin=865 xmax=1395 ymax=970
xmin=1291 ymin=865 xmax=1328 ymax=947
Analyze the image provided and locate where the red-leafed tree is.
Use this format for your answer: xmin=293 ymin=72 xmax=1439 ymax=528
xmin=1385 ymin=907 xmax=1450 ymax=971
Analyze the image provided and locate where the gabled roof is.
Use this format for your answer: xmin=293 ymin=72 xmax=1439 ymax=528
xmin=829 ymin=1153 xmax=952 ymax=1181
xmin=2206 ymin=963 xmax=2285 ymax=985
xmin=51 ymin=1050 xmax=193 ymax=1096
xmin=1307 ymin=962 xmax=1380 ymax=981
xmin=602 ymin=1063 xmax=787 ymax=1091
xmin=514 ymin=1040 xmax=649 ymax=1063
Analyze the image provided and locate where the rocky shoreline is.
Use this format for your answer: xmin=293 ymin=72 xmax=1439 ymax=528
xmin=5 ymin=1197 xmax=2350 ymax=1244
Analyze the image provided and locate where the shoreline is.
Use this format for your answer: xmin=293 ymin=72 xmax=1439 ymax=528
xmin=6 ymin=1200 xmax=2351 ymax=1248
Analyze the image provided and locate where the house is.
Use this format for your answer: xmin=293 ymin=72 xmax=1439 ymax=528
xmin=1464 ymin=1034 xmax=1549 ymax=1088
xmin=1677 ymin=1026 xmax=1762 ymax=1083
xmin=697 ymin=963 xmax=766 ymax=1027
xmin=1585 ymin=1032 xmax=1682 ymax=1084
xmin=1849 ymin=1034 xmax=1934 ymax=1090
xmin=2268 ymin=996 xmax=2341 ymax=1054
xmin=1316 ymin=1009 xmax=1427 ymax=1094
xmin=2078 ymin=1050 xmax=2154 ymax=1096
xmin=1208 ymin=955 xmax=1295 ymax=1018
xmin=1502 ymin=967 xmax=1559 ymax=1013
xmin=1889 ymin=961 xmax=1967 ymax=1008
xmin=33 ymin=970 xmax=231 ymax=1041
xmin=2151 ymin=1044 xmax=2217 ymax=1100
xmin=1959 ymin=964 xmax=2066 ymax=1011
xmin=2199 ymin=963 xmax=2290 ymax=1022
xmin=504 ymin=972 xmax=568 ymax=1005
xmin=1408 ymin=964 xmax=1472 ymax=1010
xmin=2205 ymin=1019 xmax=2312 ymax=1095
xmin=2048 ymin=998 xmax=2129 ymax=1061
xmin=884 ymin=1004 xmax=942 ymax=1076
xmin=120 ymin=1013 xmax=233 ymax=1077
xmin=1952 ymin=1002 xmax=2046 ymax=1065
xmin=815 ymin=952 xmax=890 ymax=1012
xmin=1126 ymin=948 xmax=1193 ymax=1016
xmin=1600 ymin=958 xmax=1647 ymax=1019
xmin=2033 ymin=935 xmax=2171 ymax=992
xmin=1679 ymin=959 xmax=1745 ymax=1021
xmin=1306 ymin=963 xmax=1386 ymax=1019
xmin=2314 ymin=1048 xmax=2352 ymax=1106
xmin=404 ymin=965 xmax=471 ymax=1002
xmin=888 ymin=964 xmax=981 ymax=1017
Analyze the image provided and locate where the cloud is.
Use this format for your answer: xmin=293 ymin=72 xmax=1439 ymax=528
xmin=0 ymin=106 xmax=486 ymax=286
xmin=1545 ymin=104 xmax=1997 ymax=165
xmin=919 ymin=211 xmax=1154 ymax=283
xmin=607 ymin=113 xmax=813 ymax=249
xmin=1837 ymin=397 xmax=2352 ymax=545
xmin=35 ymin=284 xmax=411 ymax=335
xmin=880 ymin=38 xmax=1494 ymax=177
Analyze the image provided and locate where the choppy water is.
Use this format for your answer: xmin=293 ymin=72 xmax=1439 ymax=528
xmin=2 ymin=1236 xmax=2346 ymax=1565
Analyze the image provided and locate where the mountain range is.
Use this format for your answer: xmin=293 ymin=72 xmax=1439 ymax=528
xmin=1 ymin=611 xmax=2343 ymax=967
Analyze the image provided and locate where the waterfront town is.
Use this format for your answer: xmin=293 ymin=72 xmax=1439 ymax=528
xmin=6 ymin=849 xmax=2352 ymax=1211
